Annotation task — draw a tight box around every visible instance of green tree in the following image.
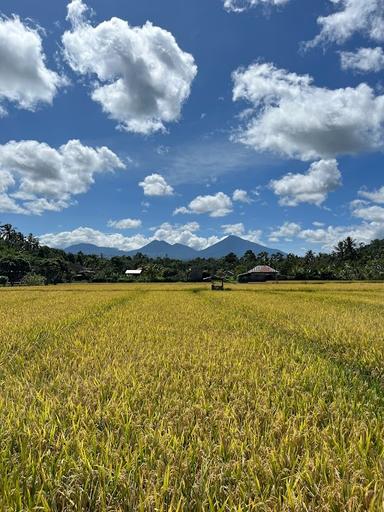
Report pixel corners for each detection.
[0,257,31,285]
[0,224,16,243]
[224,252,238,265]
[36,259,66,284]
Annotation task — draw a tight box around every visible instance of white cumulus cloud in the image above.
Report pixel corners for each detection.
[0,191,26,214]
[152,222,220,250]
[62,0,197,134]
[223,0,290,12]
[269,222,302,242]
[107,218,142,230]
[310,0,384,47]
[40,222,220,252]
[352,204,384,222]
[269,218,384,249]
[40,227,150,252]
[270,159,342,206]
[0,139,125,215]
[359,186,384,203]
[222,222,245,236]
[66,0,89,25]
[0,16,65,114]
[232,188,252,203]
[232,62,384,160]
[340,47,384,72]
[139,174,174,196]
[299,222,384,248]
[174,192,233,217]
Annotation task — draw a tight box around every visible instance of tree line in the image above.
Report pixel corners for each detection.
[0,223,384,285]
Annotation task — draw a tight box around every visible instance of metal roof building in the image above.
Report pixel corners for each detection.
[238,265,279,283]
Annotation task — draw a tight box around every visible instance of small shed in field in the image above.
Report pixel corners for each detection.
[238,265,279,283]
[125,269,143,276]
[204,275,225,291]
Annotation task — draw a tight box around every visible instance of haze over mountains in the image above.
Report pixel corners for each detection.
[65,235,285,260]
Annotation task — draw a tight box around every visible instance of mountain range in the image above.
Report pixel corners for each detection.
[65,235,285,260]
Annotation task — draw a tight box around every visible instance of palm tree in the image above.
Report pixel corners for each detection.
[344,236,358,260]
[334,240,345,260]
[0,224,16,243]
[26,233,39,252]
[334,237,357,261]
[257,251,269,265]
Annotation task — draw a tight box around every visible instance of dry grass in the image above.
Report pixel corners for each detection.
[0,282,384,511]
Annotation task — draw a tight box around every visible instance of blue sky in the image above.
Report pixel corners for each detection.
[0,0,384,254]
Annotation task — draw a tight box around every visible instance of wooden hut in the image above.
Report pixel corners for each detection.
[204,275,225,291]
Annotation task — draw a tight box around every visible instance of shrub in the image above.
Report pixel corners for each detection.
[0,275,8,286]
[20,273,46,286]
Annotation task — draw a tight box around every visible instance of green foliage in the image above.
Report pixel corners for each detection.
[35,258,68,284]
[0,256,31,284]
[20,273,46,286]
[0,223,384,283]
[0,275,8,286]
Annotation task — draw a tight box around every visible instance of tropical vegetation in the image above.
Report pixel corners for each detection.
[1,223,384,284]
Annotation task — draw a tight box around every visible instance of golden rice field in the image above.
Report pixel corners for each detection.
[1,282,384,511]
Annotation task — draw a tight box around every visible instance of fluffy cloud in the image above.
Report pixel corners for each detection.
[62,0,197,134]
[0,170,15,193]
[359,186,384,203]
[40,227,149,252]
[269,219,384,249]
[310,0,384,46]
[222,222,245,236]
[0,192,26,214]
[174,192,233,217]
[269,222,302,242]
[223,0,289,12]
[353,204,384,222]
[241,230,263,243]
[294,197,384,247]
[139,174,174,196]
[300,223,384,247]
[340,47,384,72]
[232,189,252,203]
[40,222,220,252]
[270,181,384,248]
[232,62,384,160]
[270,159,342,206]
[151,222,220,250]
[0,139,125,215]
[0,16,64,114]
[66,0,89,24]
[107,218,142,229]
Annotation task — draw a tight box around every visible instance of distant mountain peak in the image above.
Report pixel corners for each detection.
[65,235,284,260]
[144,240,171,247]
[199,235,285,259]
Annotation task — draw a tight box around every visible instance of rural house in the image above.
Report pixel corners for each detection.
[238,265,279,283]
